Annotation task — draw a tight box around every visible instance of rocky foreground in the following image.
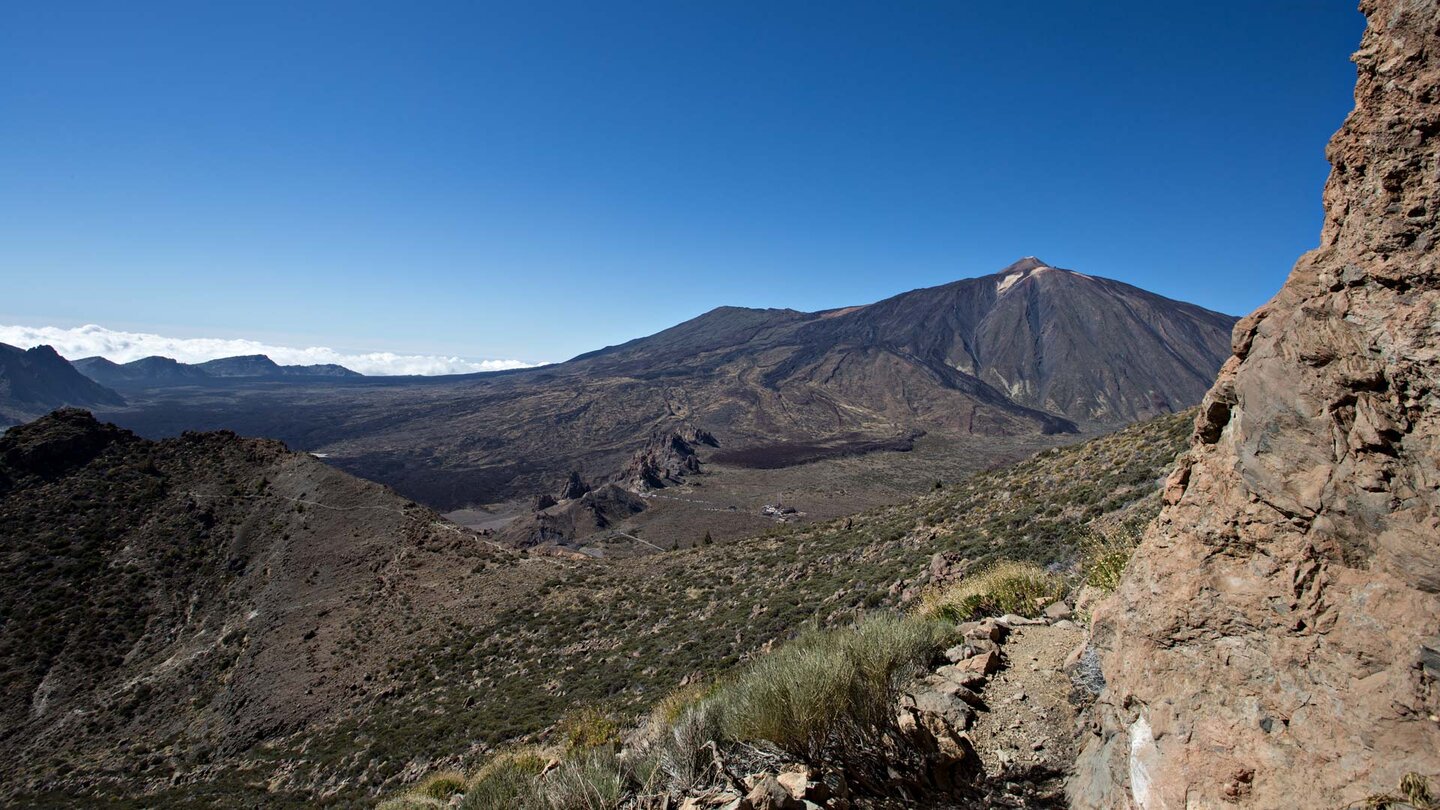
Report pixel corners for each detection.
[387,601,1092,810]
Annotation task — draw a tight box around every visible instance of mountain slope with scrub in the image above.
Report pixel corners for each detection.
[2,408,1190,806]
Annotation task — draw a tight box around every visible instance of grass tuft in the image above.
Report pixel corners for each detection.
[458,750,547,809]
[413,770,468,800]
[1080,524,1142,592]
[917,560,1064,622]
[1355,772,1440,809]
[716,613,944,761]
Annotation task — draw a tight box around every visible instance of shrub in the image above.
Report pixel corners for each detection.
[558,707,621,752]
[917,560,1065,622]
[716,613,944,761]
[459,750,547,810]
[541,748,626,809]
[1081,524,1142,592]
[414,770,468,800]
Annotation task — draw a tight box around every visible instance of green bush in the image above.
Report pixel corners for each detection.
[716,613,944,761]
[558,707,621,752]
[918,560,1065,622]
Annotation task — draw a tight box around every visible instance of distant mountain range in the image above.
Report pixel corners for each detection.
[73,353,362,387]
[79,258,1239,510]
[0,343,125,426]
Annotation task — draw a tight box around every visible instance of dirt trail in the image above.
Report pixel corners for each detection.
[968,623,1084,802]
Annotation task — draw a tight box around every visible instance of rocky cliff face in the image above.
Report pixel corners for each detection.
[1072,1,1440,807]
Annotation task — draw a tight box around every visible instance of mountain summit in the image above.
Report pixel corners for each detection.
[572,257,1235,428]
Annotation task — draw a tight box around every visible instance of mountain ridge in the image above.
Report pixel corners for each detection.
[87,259,1236,513]
[0,343,126,427]
[72,353,362,388]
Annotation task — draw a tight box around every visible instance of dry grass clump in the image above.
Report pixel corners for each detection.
[412,769,467,800]
[542,748,627,809]
[388,744,630,810]
[917,560,1065,622]
[559,706,622,752]
[1081,524,1142,592]
[715,613,945,761]
[1355,772,1439,809]
[377,796,447,810]
[629,684,723,792]
[458,749,549,809]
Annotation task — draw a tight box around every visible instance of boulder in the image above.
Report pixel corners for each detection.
[959,619,1007,643]
[775,769,809,802]
[1041,601,1072,621]
[954,650,1000,677]
[744,774,802,810]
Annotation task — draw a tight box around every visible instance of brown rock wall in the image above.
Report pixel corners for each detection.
[1072,1,1440,806]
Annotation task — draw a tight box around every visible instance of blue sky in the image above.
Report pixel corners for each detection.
[0,2,1364,366]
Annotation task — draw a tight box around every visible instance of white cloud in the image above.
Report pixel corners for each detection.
[0,323,542,376]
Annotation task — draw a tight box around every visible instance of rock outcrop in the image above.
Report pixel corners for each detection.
[1072,2,1440,807]
[620,427,716,490]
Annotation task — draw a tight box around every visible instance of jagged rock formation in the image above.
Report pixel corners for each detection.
[1073,2,1440,806]
[559,470,592,500]
[499,482,648,549]
[0,343,125,426]
[620,427,716,490]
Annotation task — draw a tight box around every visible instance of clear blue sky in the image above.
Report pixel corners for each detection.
[0,1,1365,364]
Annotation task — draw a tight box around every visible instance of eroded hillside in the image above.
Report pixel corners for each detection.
[0,411,509,806]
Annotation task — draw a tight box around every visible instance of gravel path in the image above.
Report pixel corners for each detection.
[967,623,1084,802]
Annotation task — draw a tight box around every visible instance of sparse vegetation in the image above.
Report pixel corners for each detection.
[715,612,946,761]
[1354,773,1439,809]
[5,409,1193,806]
[1081,523,1144,592]
[917,560,1066,623]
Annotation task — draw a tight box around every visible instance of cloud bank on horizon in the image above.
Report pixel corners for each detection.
[0,324,542,376]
